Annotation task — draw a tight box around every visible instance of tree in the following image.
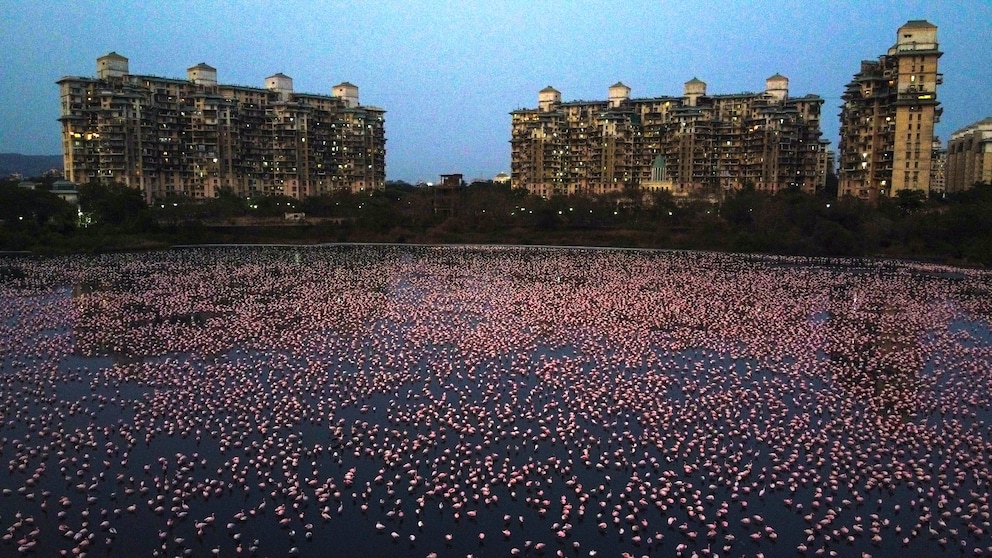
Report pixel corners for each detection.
[78,182,148,228]
[721,187,762,229]
[203,187,248,218]
[0,182,77,250]
[249,194,299,217]
[894,189,927,215]
[821,172,839,199]
[0,183,74,229]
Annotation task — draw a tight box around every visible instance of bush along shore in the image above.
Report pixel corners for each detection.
[2,178,991,267]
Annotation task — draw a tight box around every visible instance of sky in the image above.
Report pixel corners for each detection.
[1,1,991,184]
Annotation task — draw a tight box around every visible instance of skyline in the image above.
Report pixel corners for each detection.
[2,1,991,184]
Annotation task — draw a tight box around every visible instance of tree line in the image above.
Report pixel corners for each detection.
[2,176,990,266]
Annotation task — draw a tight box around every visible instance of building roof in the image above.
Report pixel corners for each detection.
[767,73,787,81]
[685,77,706,85]
[611,81,629,89]
[56,76,98,84]
[52,180,77,192]
[950,117,992,136]
[629,96,682,103]
[540,86,560,93]
[189,62,216,71]
[901,19,936,29]
[267,72,292,79]
[708,93,759,99]
[100,51,128,60]
[559,100,608,107]
[334,81,357,88]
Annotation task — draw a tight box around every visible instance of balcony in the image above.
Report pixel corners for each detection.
[894,92,938,106]
[895,42,939,53]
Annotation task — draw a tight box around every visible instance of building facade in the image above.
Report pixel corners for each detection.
[510,76,828,198]
[838,20,942,201]
[930,137,947,195]
[58,53,386,201]
[945,118,992,193]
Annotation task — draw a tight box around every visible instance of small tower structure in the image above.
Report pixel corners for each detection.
[97,52,129,79]
[538,86,561,112]
[608,82,631,108]
[332,82,359,107]
[187,63,218,86]
[765,73,789,101]
[684,77,706,106]
[265,73,294,101]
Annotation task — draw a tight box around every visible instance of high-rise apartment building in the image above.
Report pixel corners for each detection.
[945,118,992,193]
[510,76,827,198]
[58,53,385,201]
[838,20,942,201]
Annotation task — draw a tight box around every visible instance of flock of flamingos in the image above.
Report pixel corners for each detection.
[1,245,990,557]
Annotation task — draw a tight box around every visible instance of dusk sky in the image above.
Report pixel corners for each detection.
[2,1,990,183]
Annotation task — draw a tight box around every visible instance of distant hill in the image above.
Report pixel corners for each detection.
[0,153,63,179]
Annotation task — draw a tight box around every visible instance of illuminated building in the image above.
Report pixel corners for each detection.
[58,53,385,201]
[838,20,942,200]
[510,76,827,198]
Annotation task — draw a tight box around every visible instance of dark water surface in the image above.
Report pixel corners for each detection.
[1,246,990,557]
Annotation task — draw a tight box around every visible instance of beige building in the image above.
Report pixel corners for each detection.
[838,20,942,201]
[511,76,827,199]
[945,118,992,193]
[58,53,386,201]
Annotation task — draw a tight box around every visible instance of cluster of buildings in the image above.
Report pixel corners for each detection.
[510,20,990,201]
[58,53,385,202]
[56,20,990,204]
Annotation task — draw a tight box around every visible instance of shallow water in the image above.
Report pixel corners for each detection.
[1,246,990,557]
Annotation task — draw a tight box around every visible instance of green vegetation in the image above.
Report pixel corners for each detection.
[2,176,991,267]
